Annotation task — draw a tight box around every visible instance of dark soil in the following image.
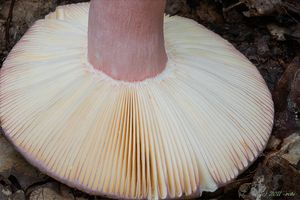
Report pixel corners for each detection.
[0,0,299,199]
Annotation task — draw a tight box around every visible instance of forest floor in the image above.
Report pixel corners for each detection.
[0,0,299,199]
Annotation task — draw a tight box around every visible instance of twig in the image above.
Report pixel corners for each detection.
[223,1,243,13]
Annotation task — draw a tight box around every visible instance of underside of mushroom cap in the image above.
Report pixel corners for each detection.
[0,3,274,200]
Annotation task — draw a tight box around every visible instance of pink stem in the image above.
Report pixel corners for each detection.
[88,0,167,82]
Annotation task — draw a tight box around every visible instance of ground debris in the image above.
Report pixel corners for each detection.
[0,0,299,200]
[267,24,290,41]
[238,133,300,200]
[29,182,73,200]
[266,136,282,151]
[241,0,283,17]
[288,68,300,127]
[272,57,300,137]
[0,133,48,191]
[273,57,300,112]
[240,156,300,200]
[268,23,300,44]
[165,0,193,18]
[279,133,300,166]
[12,190,25,200]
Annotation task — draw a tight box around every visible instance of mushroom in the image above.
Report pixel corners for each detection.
[0,1,274,199]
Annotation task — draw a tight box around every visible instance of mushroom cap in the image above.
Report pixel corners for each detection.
[0,3,274,200]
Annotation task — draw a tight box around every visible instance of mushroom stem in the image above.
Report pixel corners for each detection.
[88,0,167,82]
